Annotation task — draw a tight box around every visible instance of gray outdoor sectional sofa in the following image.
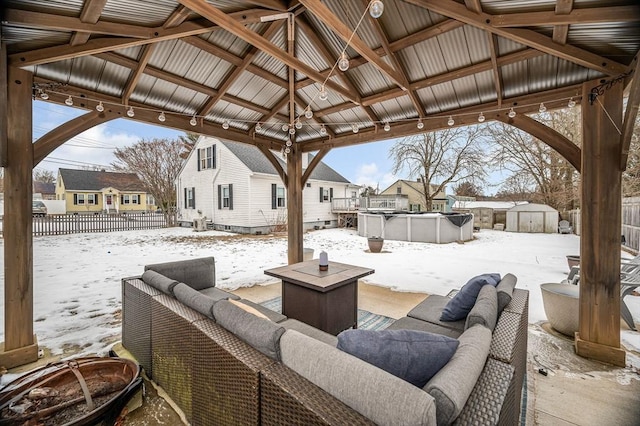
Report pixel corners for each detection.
[121,257,528,426]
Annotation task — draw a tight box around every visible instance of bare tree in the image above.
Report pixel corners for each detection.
[112,138,183,224]
[33,169,56,183]
[453,181,482,197]
[485,108,581,211]
[179,132,200,159]
[389,127,487,211]
[622,113,640,197]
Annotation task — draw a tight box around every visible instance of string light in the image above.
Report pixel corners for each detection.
[40,91,49,100]
[447,116,455,126]
[190,115,197,126]
[338,52,350,72]
[282,123,289,132]
[158,111,166,122]
[352,124,359,133]
[95,101,104,112]
[318,85,328,101]
[538,103,547,113]
[304,107,313,119]
[417,119,424,129]
[384,122,390,131]
[568,98,576,108]
[286,140,293,147]
[127,106,135,117]
[285,147,291,154]
[478,112,485,123]
[320,125,327,135]
[295,119,302,129]
[222,120,229,129]
[289,127,296,135]
[255,122,262,131]
[369,0,384,19]
[508,108,516,118]
[65,95,74,106]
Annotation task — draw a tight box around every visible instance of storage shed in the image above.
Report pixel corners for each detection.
[506,203,559,233]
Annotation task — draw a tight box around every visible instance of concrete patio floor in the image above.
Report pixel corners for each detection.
[6,281,640,425]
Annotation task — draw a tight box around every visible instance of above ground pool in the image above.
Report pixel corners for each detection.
[357,212,474,243]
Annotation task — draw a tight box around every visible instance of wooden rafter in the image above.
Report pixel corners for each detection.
[404,0,629,76]
[553,0,574,45]
[6,10,277,67]
[246,0,287,11]
[492,5,640,27]
[198,20,283,117]
[299,0,406,90]
[250,95,289,135]
[487,33,503,107]
[177,0,360,104]
[70,0,108,46]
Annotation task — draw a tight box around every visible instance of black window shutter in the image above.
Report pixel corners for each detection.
[197,149,201,171]
[120,195,124,204]
[73,194,78,205]
[192,187,196,208]
[217,185,221,210]
[228,184,233,210]
[96,193,99,205]
[272,184,277,209]
[184,187,187,208]
[212,145,216,169]
[319,187,323,203]
[330,188,333,201]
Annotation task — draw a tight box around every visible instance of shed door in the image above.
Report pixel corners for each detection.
[518,212,544,233]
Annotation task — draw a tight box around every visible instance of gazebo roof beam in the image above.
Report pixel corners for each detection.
[70,0,109,46]
[492,5,640,27]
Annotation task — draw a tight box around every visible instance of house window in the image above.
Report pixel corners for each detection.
[87,194,96,205]
[75,194,85,205]
[122,195,130,204]
[222,185,230,208]
[198,145,215,170]
[351,191,357,199]
[397,187,402,194]
[186,187,195,209]
[410,204,421,212]
[147,195,155,205]
[132,194,139,204]
[277,187,285,207]
[323,189,329,201]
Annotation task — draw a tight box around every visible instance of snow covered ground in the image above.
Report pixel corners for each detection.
[0,227,638,367]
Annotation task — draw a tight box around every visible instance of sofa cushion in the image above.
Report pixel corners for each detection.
[386,316,463,338]
[212,299,285,360]
[496,273,517,313]
[228,299,270,320]
[141,270,179,295]
[280,319,339,346]
[440,273,501,322]
[464,284,498,331]
[199,286,241,301]
[424,324,492,425]
[280,330,437,425]
[407,295,466,332]
[336,329,459,388]
[231,299,287,323]
[173,283,216,319]
[145,257,215,291]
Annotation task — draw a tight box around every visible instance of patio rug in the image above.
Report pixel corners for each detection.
[259,297,396,331]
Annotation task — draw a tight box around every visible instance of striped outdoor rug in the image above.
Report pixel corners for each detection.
[259,297,395,331]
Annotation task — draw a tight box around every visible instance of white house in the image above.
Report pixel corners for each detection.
[176,137,358,234]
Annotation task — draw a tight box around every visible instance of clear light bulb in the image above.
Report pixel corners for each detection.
[508,108,516,118]
[286,140,293,147]
[320,125,327,135]
[190,115,197,126]
[568,98,576,108]
[295,119,302,129]
[40,91,49,100]
[319,86,328,101]
[285,147,291,154]
[222,120,229,129]
[289,127,296,135]
[255,122,262,131]
[417,119,424,129]
[338,52,350,72]
[158,112,166,122]
[96,102,104,112]
[282,123,289,132]
[447,116,455,126]
[352,124,359,133]
[384,122,390,131]
[478,112,485,123]
[127,106,135,117]
[65,95,73,106]
[539,103,547,113]
[369,0,384,19]
[305,108,313,119]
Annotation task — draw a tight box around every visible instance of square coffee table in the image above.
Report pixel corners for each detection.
[264,260,374,335]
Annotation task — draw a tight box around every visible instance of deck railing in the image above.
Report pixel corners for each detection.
[0,212,170,237]
[331,195,409,212]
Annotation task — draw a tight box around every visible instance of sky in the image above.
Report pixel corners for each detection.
[0,226,638,372]
[33,101,402,191]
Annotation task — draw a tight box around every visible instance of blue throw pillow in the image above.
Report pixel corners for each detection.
[336,329,459,388]
[440,273,501,322]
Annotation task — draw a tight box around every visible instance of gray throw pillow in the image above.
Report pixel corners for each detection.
[173,283,217,319]
[336,329,459,388]
[141,270,179,295]
[464,284,498,331]
[440,273,501,321]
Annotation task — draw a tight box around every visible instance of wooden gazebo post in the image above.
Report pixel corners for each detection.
[575,79,626,367]
[0,65,39,369]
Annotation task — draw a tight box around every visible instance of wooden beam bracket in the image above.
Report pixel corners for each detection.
[587,70,633,105]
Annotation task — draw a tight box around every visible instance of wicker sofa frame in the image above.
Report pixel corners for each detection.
[122,274,528,426]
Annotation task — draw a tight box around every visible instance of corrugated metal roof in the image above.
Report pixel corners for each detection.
[4,0,638,148]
